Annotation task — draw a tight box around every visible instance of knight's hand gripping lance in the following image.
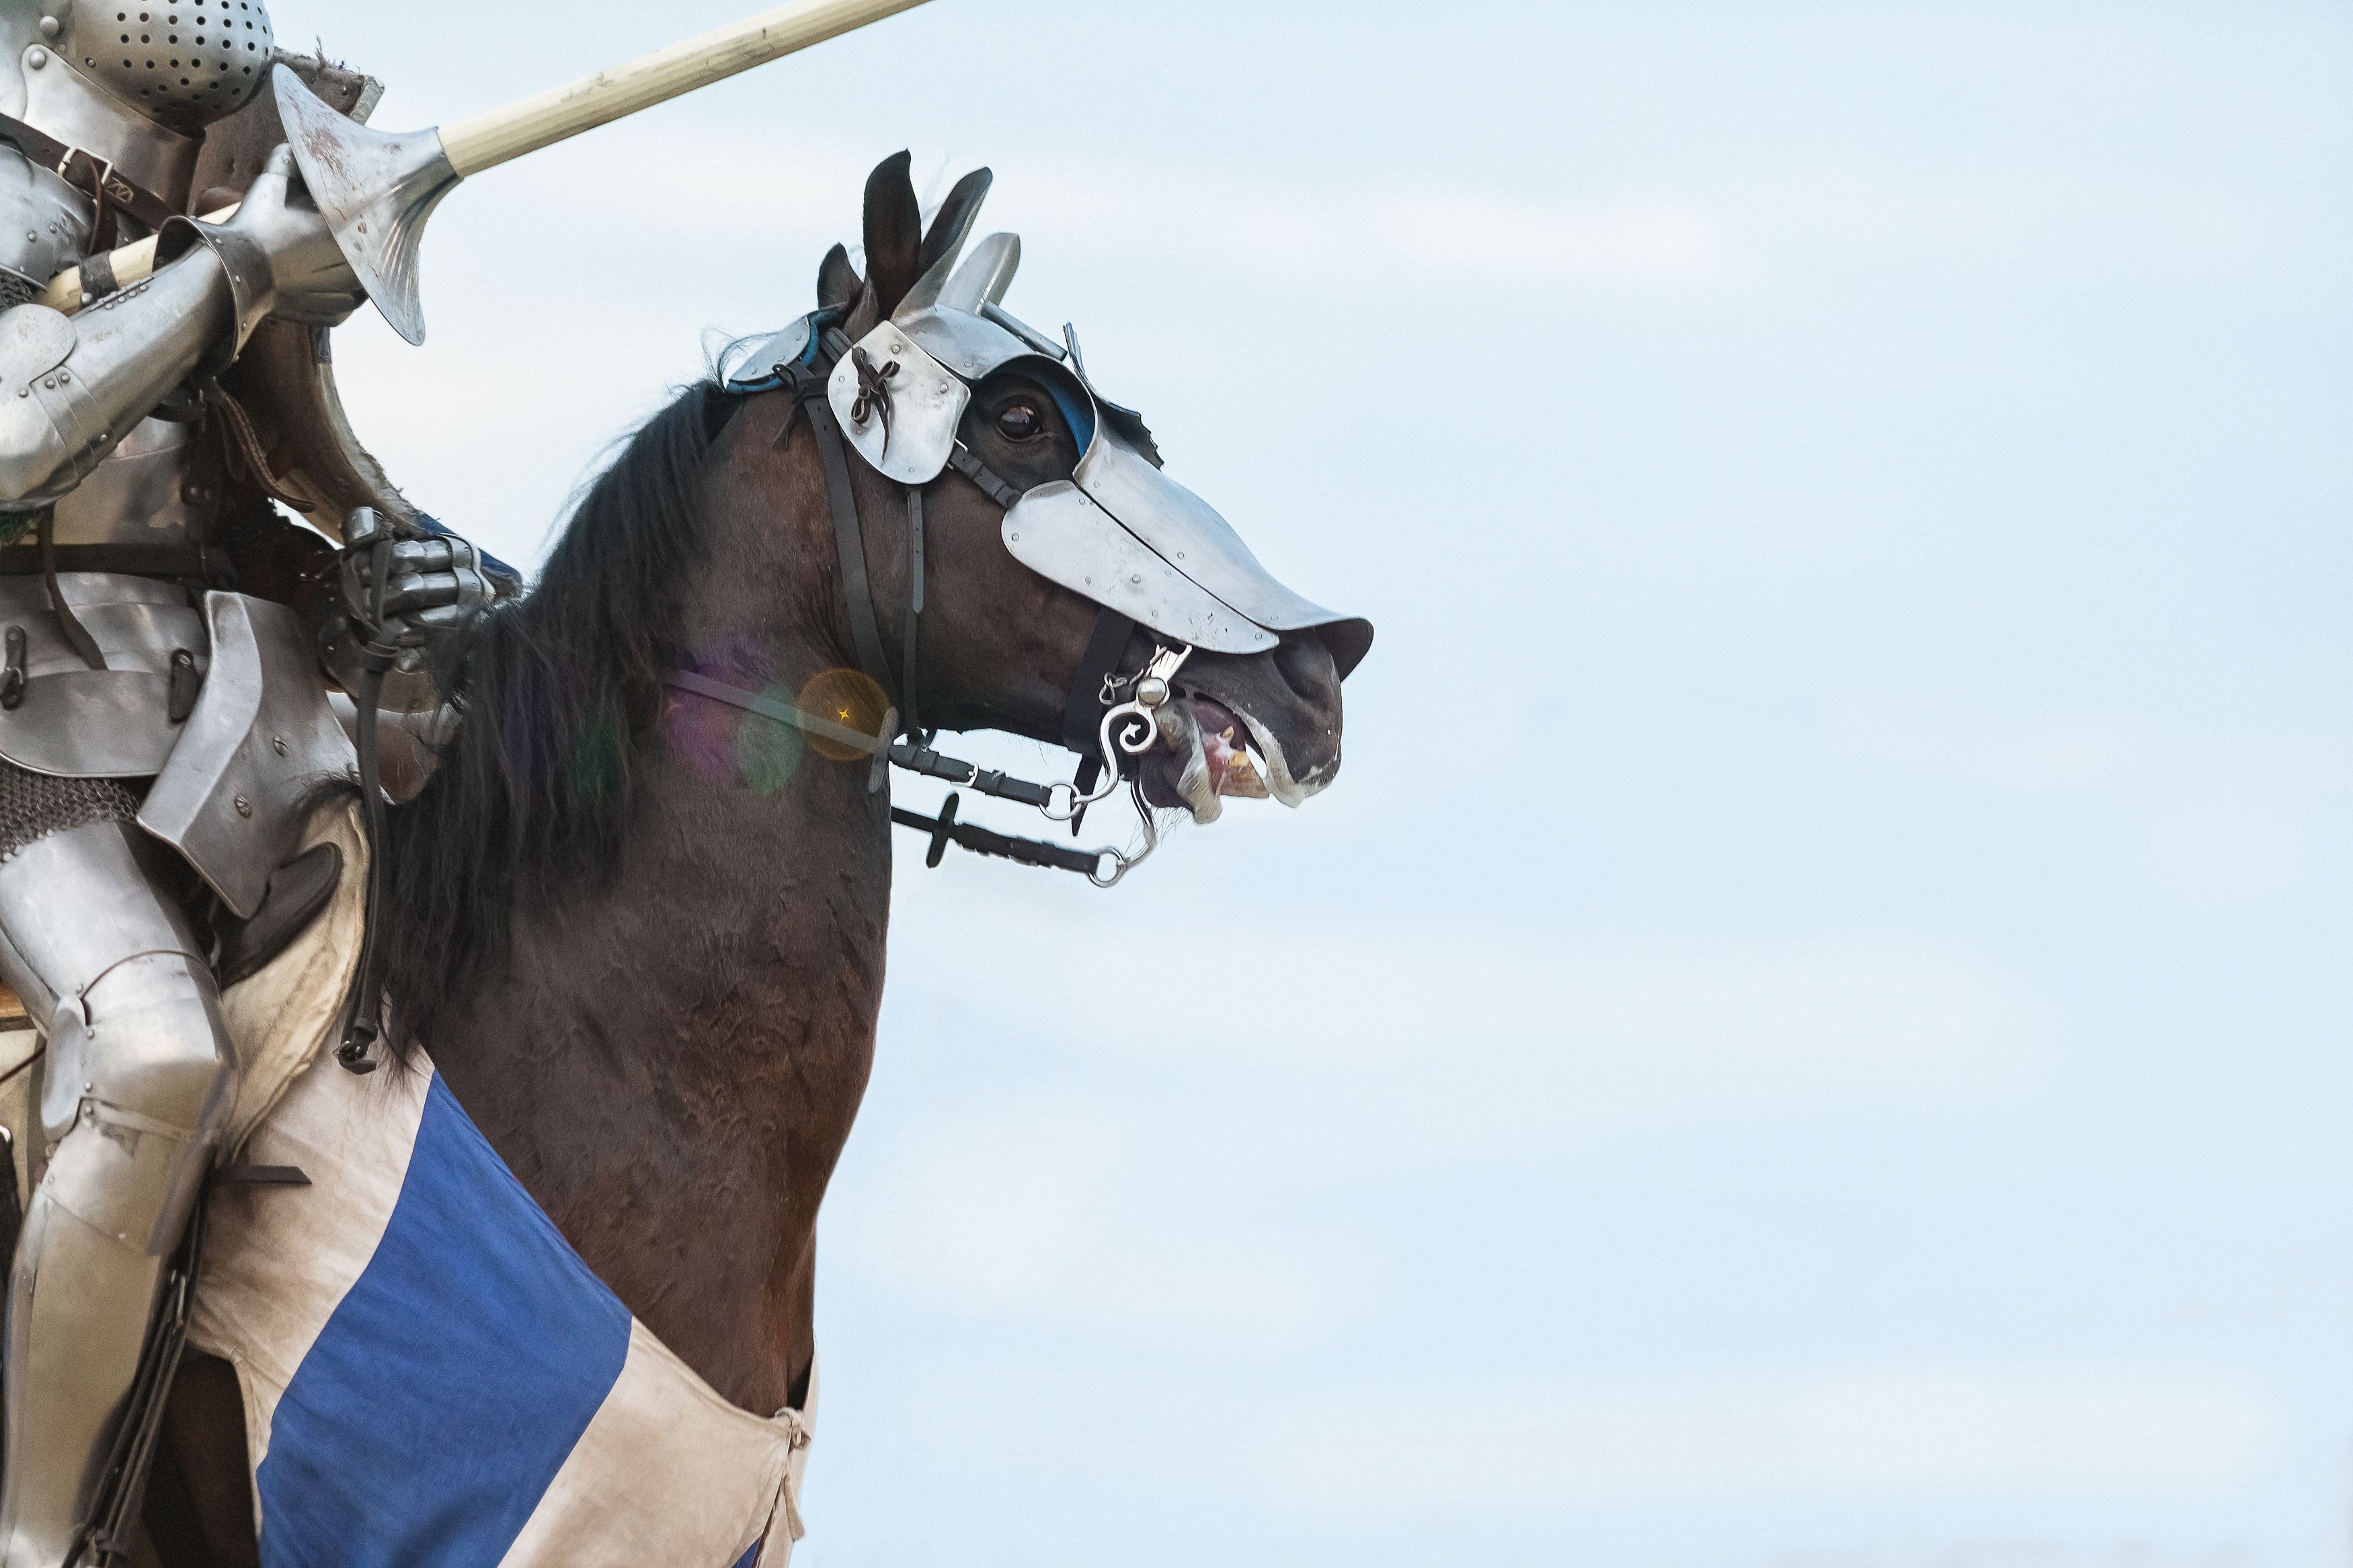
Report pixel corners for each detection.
[40,0,936,341]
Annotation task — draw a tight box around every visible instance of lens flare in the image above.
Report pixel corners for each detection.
[737,699,804,794]
[797,668,891,763]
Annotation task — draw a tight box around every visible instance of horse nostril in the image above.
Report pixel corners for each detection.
[1273,638,1336,704]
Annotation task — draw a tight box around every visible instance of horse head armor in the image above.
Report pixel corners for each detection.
[724,179,1373,682]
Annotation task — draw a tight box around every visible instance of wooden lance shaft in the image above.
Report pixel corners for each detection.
[39,0,933,315]
[440,0,932,175]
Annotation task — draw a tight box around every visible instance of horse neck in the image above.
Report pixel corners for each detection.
[471,400,894,1058]
[426,402,891,1413]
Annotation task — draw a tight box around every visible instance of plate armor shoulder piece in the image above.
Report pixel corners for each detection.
[0,154,93,311]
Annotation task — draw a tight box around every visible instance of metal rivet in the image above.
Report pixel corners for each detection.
[54,371,65,383]
[41,378,53,389]
[26,47,46,68]
[1129,573,1143,585]
[233,795,251,817]
[38,17,58,39]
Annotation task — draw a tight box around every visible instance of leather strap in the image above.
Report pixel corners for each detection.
[0,542,231,579]
[804,395,895,721]
[948,443,1023,510]
[37,511,105,671]
[335,666,387,1075]
[664,670,891,756]
[201,378,317,513]
[1062,607,1137,755]
[0,111,180,239]
[903,487,924,738]
[787,345,910,740]
[891,799,1108,879]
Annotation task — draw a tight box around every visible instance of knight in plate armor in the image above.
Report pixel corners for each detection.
[0,7,483,1561]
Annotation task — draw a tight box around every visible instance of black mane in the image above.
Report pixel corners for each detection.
[381,382,740,1034]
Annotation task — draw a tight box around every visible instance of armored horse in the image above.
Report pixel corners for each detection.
[0,26,1369,1566]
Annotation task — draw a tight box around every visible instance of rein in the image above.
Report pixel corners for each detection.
[665,327,1176,885]
[659,667,1158,888]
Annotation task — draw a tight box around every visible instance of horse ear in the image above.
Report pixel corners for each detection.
[817,243,862,313]
[916,167,993,281]
[862,151,924,317]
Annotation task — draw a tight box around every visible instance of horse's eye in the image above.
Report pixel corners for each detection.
[996,401,1045,442]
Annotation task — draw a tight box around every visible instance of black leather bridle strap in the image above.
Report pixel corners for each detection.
[803,394,898,720]
[948,443,1023,510]
[39,511,106,671]
[1062,608,1136,757]
[666,670,895,755]
[903,488,924,739]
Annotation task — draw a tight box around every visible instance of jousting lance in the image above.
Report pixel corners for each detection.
[40,0,936,341]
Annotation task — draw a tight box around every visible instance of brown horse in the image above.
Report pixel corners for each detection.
[140,154,1357,1564]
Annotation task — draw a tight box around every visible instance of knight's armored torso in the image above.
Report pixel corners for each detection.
[0,8,377,1563]
[0,0,364,899]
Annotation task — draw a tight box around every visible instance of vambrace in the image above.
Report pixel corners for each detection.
[0,247,233,508]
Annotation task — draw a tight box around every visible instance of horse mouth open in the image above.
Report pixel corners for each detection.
[1134,641,1346,825]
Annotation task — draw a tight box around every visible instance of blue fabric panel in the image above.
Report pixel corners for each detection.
[255,1074,634,1568]
[732,1543,763,1568]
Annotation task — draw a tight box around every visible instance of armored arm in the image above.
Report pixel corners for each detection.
[0,147,359,507]
[0,258,218,505]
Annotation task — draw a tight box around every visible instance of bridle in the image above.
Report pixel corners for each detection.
[662,318,1189,888]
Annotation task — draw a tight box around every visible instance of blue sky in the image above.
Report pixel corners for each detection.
[315,2,2352,1563]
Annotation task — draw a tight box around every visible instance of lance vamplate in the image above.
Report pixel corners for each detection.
[38,0,936,339]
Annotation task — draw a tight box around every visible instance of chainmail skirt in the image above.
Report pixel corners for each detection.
[0,759,143,864]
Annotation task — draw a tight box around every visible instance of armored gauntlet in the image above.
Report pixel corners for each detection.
[159,145,366,359]
[322,507,500,713]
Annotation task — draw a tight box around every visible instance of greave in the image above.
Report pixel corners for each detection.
[1,1190,177,1568]
[0,822,235,1568]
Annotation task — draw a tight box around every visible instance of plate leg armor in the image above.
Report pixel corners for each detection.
[0,819,236,1568]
